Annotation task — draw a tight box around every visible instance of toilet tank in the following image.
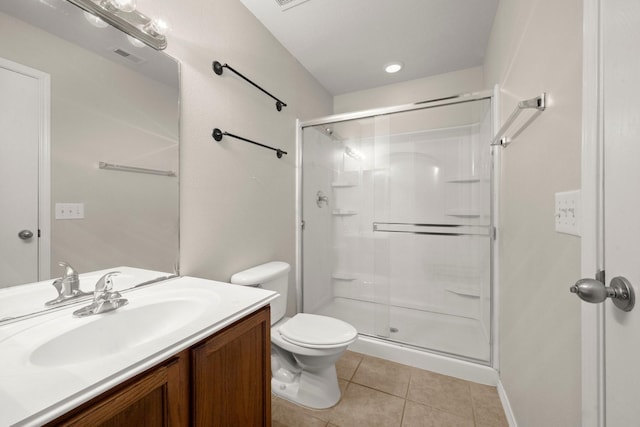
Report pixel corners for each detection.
[230,261,290,325]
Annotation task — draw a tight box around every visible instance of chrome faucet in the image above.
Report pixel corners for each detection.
[73,271,128,317]
[45,262,90,306]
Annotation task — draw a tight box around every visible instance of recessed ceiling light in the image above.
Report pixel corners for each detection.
[384,62,403,73]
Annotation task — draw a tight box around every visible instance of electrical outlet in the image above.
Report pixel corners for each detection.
[555,190,580,236]
[55,203,85,220]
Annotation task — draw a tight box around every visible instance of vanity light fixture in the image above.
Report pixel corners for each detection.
[384,62,404,74]
[68,0,168,50]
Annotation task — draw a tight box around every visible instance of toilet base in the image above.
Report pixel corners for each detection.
[271,365,341,409]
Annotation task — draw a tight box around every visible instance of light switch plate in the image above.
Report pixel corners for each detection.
[555,190,581,236]
[55,203,85,220]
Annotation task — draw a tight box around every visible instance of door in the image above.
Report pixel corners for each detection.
[580,0,640,425]
[602,0,640,424]
[0,58,49,287]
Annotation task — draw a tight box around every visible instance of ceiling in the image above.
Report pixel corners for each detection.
[240,0,499,95]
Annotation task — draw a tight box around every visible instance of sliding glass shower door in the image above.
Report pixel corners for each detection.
[301,96,493,363]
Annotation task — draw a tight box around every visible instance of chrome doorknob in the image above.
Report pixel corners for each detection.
[17,229,34,240]
[570,276,635,312]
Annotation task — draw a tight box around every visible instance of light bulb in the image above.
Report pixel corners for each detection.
[384,62,403,74]
[144,18,170,36]
[110,0,136,13]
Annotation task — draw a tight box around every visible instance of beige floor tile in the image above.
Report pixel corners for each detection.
[270,379,349,423]
[469,383,508,426]
[407,369,474,420]
[272,396,328,427]
[336,350,363,381]
[352,354,412,398]
[329,382,405,427]
[402,401,474,427]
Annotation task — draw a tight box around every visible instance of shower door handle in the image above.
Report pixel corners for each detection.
[570,276,635,312]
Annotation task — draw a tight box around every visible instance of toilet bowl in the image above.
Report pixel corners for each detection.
[230,262,357,409]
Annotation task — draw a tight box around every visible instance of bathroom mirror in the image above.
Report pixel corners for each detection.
[0,0,179,314]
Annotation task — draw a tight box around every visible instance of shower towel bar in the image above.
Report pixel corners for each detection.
[98,162,176,177]
[373,222,490,237]
[212,61,287,112]
[212,128,288,159]
[491,93,546,146]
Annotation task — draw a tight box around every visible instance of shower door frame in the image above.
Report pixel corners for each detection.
[295,89,500,369]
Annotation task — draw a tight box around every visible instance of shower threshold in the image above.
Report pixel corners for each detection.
[314,297,490,362]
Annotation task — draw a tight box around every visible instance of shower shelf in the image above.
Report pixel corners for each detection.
[445,209,481,218]
[332,209,358,216]
[445,176,481,183]
[445,285,481,297]
[331,182,357,188]
[332,273,357,281]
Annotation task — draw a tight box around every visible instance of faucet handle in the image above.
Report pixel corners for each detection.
[95,271,121,293]
[58,261,76,276]
[58,261,78,279]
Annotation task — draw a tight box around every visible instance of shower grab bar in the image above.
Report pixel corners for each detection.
[212,128,288,159]
[373,222,490,237]
[491,93,546,147]
[212,61,287,112]
[98,162,176,177]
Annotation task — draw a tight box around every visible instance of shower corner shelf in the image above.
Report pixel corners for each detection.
[444,209,481,218]
[332,273,357,281]
[331,181,357,188]
[445,176,481,183]
[332,209,358,216]
[445,285,481,298]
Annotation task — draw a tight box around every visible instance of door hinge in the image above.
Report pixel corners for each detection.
[596,269,605,284]
[492,226,497,240]
[301,220,305,230]
[37,229,41,238]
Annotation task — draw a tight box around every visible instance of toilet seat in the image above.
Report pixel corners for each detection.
[279,313,357,349]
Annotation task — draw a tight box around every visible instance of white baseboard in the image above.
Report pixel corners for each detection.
[497,379,518,427]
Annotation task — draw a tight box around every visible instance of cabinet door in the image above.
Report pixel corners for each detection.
[49,353,189,427]
[192,306,271,427]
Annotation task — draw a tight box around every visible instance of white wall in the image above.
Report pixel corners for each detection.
[135,0,333,315]
[483,0,583,426]
[333,66,484,114]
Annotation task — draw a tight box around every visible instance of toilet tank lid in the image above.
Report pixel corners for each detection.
[230,261,290,286]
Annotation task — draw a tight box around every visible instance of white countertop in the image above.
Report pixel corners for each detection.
[0,276,277,426]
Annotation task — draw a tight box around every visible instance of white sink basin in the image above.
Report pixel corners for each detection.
[29,298,212,367]
[0,276,278,427]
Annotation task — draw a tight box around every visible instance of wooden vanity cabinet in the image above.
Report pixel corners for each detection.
[47,306,271,427]
[47,353,189,427]
[191,305,271,426]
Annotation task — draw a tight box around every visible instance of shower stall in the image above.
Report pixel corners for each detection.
[299,92,495,366]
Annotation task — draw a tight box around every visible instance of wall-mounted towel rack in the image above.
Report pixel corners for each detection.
[99,162,176,177]
[212,128,288,159]
[212,61,287,112]
[491,93,546,146]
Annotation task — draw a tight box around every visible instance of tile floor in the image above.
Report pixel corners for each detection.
[272,351,508,427]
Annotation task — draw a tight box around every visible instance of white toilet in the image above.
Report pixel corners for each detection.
[230,261,357,409]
